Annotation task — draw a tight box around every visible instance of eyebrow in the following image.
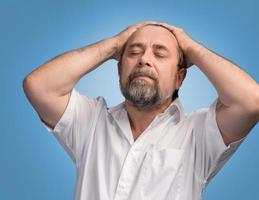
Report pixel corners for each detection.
[127,42,145,50]
[152,44,170,53]
[127,42,170,53]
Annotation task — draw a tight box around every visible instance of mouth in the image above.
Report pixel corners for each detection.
[134,75,152,80]
[132,73,154,81]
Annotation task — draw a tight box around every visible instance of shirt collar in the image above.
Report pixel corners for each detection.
[108,97,185,124]
[107,97,185,145]
[160,97,185,121]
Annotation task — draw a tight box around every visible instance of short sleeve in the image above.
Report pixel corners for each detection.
[39,88,106,165]
[191,97,246,185]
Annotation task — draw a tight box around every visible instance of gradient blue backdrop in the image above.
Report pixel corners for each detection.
[1,0,258,199]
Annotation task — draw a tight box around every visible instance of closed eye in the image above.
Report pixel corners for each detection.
[153,44,170,58]
[154,52,167,58]
[128,51,142,56]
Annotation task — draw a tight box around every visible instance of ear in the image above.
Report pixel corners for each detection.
[176,68,187,89]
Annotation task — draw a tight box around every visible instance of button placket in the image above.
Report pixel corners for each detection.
[114,114,168,200]
[114,147,141,200]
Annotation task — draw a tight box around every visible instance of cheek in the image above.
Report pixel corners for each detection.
[122,56,138,68]
[120,57,138,78]
[119,62,132,85]
[158,66,177,90]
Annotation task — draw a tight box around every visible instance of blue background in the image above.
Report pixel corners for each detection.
[1,0,258,199]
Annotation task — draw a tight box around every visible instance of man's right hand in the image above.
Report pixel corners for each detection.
[111,21,159,61]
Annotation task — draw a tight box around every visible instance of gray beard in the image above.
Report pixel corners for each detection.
[120,77,161,109]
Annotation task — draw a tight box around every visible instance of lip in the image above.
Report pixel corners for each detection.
[134,75,152,80]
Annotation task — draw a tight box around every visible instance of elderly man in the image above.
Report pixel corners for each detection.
[23,21,259,200]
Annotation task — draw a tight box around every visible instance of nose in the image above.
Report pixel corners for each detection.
[138,49,152,67]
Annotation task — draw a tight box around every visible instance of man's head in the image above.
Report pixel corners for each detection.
[118,24,187,109]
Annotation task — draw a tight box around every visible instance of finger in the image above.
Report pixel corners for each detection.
[135,21,159,28]
[158,22,180,31]
[142,21,159,25]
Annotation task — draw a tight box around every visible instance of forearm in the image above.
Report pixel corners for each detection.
[189,42,259,109]
[24,37,117,97]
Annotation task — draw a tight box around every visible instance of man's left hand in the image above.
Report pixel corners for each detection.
[158,22,201,68]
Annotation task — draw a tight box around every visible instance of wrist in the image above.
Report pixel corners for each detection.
[186,41,204,65]
[97,37,118,61]
[109,36,124,61]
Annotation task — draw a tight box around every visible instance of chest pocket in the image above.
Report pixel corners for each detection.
[140,148,183,200]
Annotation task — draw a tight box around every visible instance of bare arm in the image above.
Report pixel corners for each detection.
[189,43,259,145]
[23,38,117,129]
[23,21,158,129]
[160,23,259,145]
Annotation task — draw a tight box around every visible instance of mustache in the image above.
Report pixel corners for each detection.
[128,68,157,82]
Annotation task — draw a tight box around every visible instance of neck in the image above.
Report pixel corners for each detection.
[125,98,173,140]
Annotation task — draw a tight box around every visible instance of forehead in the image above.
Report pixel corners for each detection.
[126,25,178,49]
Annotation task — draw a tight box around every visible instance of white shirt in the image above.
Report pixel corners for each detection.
[41,88,245,200]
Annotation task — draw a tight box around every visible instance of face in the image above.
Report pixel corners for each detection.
[118,25,186,109]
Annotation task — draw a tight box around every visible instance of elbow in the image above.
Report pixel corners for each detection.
[22,75,33,94]
[22,74,39,98]
[23,76,28,90]
[22,75,33,101]
[23,76,29,93]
